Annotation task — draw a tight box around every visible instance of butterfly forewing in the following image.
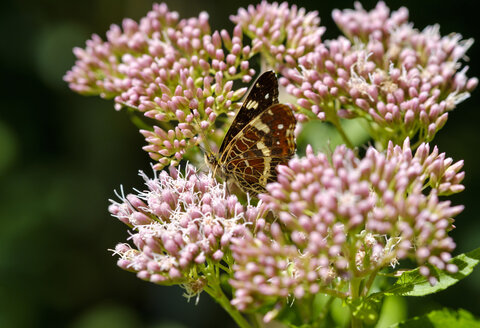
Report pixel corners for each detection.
[218,71,279,155]
[211,71,297,196]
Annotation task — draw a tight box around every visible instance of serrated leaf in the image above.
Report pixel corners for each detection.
[391,308,480,328]
[384,247,480,297]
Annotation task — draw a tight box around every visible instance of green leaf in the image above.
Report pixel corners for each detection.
[340,118,371,146]
[296,120,340,155]
[383,247,480,297]
[391,308,480,328]
[347,295,381,325]
[331,297,350,327]
[296,118,370,156]
[375,296,407,328]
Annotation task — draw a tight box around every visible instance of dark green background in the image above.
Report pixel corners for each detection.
[1,0,479,327]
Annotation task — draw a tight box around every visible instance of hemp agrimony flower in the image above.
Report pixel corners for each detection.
[109,165,262,289]
[65,3,257,169]
[281,1,477,148]
[230,1,325,71]
[230,139,464,321]
[65,1,479,328]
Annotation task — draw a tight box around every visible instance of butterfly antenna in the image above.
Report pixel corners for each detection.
[186,108,224,183]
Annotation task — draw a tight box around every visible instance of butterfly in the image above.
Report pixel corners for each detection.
[205,71,297,196]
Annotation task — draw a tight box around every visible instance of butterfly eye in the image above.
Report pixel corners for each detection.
[205,153,215,164]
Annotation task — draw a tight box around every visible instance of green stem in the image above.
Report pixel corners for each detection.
[362,270,379,296]
[205,284,252,328]
[350,278,363,328]
[351,314,362,328]
[249,314,263,328]
[216,262,232,274]
[296,295,313,324]
[331,116,354,148]
[320,287,348,299]
[314,296,334,328]
[324,101,354,148]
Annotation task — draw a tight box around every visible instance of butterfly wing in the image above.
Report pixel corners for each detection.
[220,103,296,194]
[218,71,279,155]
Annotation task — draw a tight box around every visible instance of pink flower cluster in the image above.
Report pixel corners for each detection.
[230,1,324,70]
[332,1,408,41]
[64,3,257,168]
[64,3,474,321]
[231,139,464,313]
[109,165,262,286]
[281,1,477,147]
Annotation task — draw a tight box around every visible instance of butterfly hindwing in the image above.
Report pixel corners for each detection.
[221,103,296,195]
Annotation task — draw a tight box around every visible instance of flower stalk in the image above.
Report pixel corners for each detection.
[205,285,252,328]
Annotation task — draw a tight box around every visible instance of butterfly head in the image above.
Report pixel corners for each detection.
[204,152,220,177]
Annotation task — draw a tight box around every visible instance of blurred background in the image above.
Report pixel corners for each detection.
[1,0,479,327]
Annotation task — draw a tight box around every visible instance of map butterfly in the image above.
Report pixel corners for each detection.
[206,71,297,195]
